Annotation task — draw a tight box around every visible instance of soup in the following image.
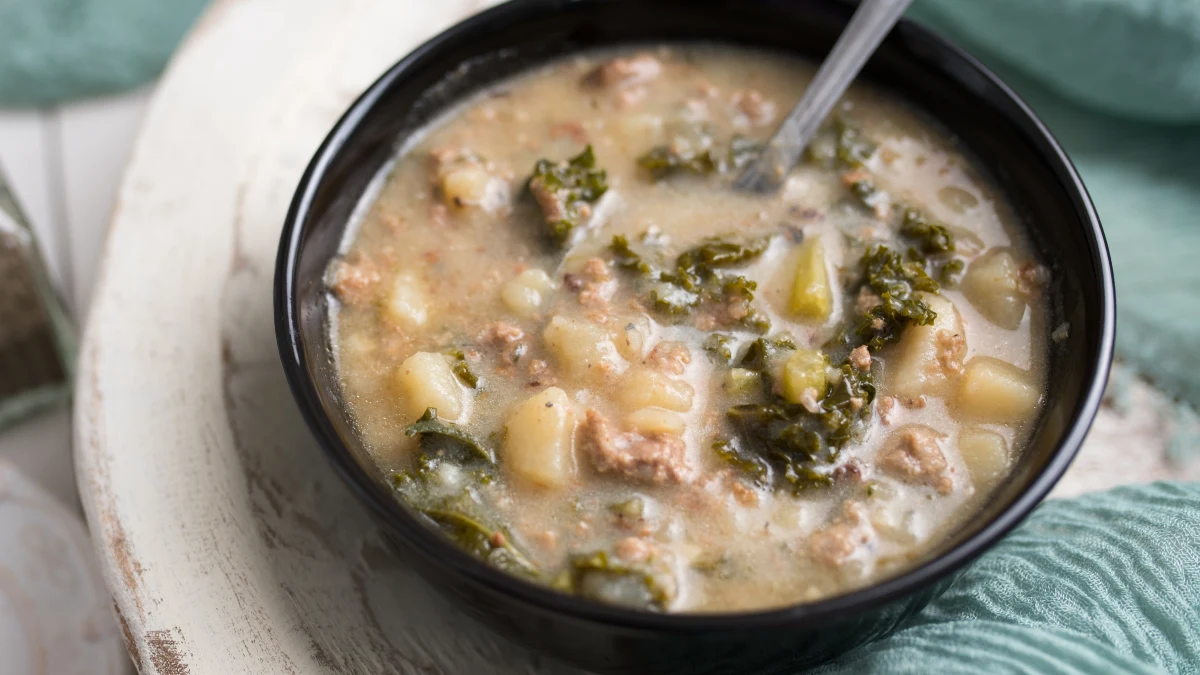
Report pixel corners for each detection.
[327,47,1051,613]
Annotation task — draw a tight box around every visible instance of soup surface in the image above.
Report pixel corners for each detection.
[328,47,1051,613]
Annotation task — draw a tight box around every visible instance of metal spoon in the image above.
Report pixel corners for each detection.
[736,0,914,193]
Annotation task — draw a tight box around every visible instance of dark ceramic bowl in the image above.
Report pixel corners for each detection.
[275,0,1115,672]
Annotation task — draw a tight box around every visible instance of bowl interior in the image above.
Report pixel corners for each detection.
[278,0,1113,624]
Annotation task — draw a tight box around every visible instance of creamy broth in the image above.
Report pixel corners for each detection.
[329,47,1050,613]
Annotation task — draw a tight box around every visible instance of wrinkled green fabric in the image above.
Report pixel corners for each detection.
[816,482,1200,674]
[0,0,208,105]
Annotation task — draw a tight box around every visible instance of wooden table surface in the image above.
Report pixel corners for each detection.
[43,0,1199,673]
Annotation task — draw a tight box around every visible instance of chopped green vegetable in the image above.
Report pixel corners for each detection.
[713,438,771,484]
[608,233,772,330]
[421,508,539,578]
[848,177,886,213]
[834,115,877,168]
[552,550,669,611]
[856,246,939,350]
[447,349,479,388]
[899,207,955,255]
[608,497,646,520]
[737,335,796,373]
[939,257,966,285]
[637,134,762,180]
[723,353,874,494]
[703,333,736,364]
[405,408,496,464]
[527,145,608,247]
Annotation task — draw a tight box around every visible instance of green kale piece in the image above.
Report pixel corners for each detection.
[856,246,939,350]
[722,354,875,494]
[939,258,966,285]
[447,349,479,388]
[834,115,877,167]
[703,333,736,364]
[609,234,771,330]
[405,408,495,464]
[421,508,539,578]
[528,145,609,247]
[737,335,796,373]
[712,438,771,484]
[552,550,669,611]
[637,134,762,180]
[899,207,955,256]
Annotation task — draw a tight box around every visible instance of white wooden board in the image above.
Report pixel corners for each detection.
[73,1,1197,672]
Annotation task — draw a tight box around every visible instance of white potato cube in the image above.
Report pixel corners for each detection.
[504,387,576,489]
[958,427,1010,489]
[886,293,966,400]
[542,316,624,381]
[956,356,1041,423]
[381,273,429,330]
[626,407,686,435]
[962,248,1025,330]
[618,368,694,412]
[614,316,653,361]
[441,166,509,214]
[501,269,555,318]
[394,352,466,422]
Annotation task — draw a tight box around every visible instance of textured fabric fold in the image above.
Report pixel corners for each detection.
[814,482,1200,673]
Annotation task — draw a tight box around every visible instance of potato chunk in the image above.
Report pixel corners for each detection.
[958,427,1009,489]
[956,356,1041,423]
[395,352,465,422]
[504,387,576,489]
[543,316,624,381]
[381,273,429,330]
[789,236,833,320]
[962,248,1025,329]
[501,269,555,318]
[886,293,965,400]
[626,407,686,435]
[781,348,829,404]
[618,368,694,412]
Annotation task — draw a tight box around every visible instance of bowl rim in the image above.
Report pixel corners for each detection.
[275,0,1115,631]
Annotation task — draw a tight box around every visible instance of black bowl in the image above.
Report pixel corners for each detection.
[275,0,1115,672]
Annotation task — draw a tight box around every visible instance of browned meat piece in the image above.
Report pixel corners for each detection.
[808,502,876,568]
[849,345,872,372]
[614,536,653,563]
[528,176,566,223]
[646,341,692,375]
[877,396,898,425]
[841,168,871,188]
[549,121,588,144]
[479,321,527,364]
[730,89,776,127]
[481,321,524,344]
[935,330,965,375]
[584,54,662,89]
[878,426,953,495]
[856,286,882,315]
[727,478,760,507]
[580,410,691,484]
[329,255,380,305]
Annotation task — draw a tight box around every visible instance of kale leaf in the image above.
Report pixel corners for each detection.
[528,145,608,247]
[405,407,495,464]
[637,134,762,180]
[856,246,939,350]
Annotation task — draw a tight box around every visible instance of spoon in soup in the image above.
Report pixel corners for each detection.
[735,0,913,193]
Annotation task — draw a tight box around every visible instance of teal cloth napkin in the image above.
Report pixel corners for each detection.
[0,0,208,105]
[2,0,1199,672]
[818,482,1200,674]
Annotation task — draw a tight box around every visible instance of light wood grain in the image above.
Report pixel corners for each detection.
[73,1,1192,673]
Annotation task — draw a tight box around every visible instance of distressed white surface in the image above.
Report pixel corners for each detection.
[71,0,1192,673]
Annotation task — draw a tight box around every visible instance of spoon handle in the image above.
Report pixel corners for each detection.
[736,0,913,192]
